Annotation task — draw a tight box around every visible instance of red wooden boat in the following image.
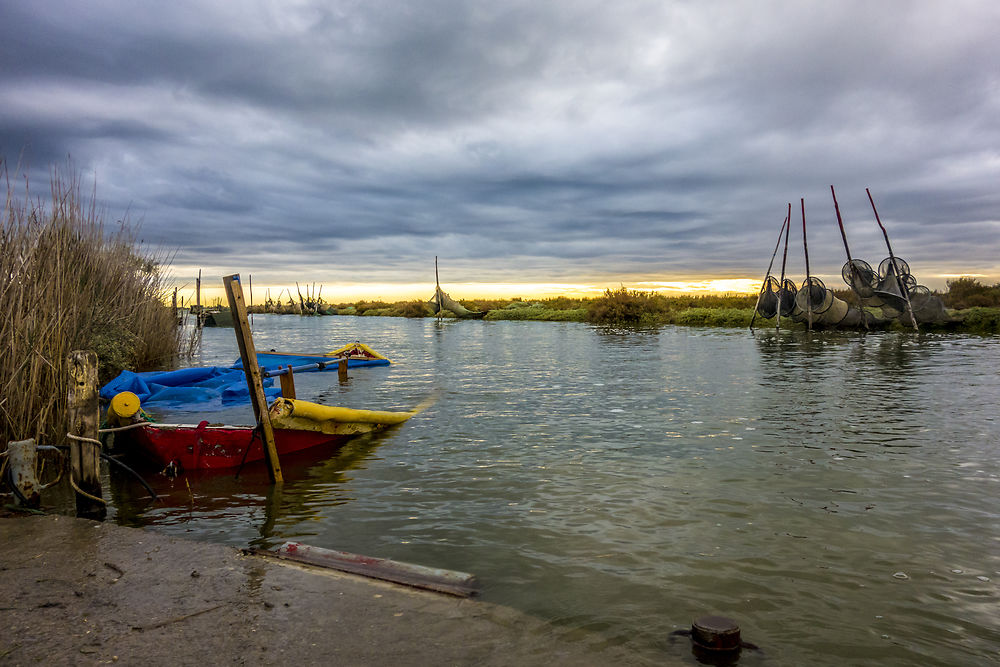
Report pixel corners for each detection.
[110,394,419,472]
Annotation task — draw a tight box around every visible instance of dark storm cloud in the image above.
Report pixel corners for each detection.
[1,0,998,290]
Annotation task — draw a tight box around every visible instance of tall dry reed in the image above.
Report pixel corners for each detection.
[1,161,180,448]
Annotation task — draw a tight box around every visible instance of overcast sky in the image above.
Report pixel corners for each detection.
[2,0,998,298]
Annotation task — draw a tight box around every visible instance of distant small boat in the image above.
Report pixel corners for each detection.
[203,308,234,327]
[111,394,419,472]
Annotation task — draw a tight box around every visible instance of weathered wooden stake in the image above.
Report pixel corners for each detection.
[67,350,106,519]
[224,274,283,484]
[279,364,296,400]
[338,357,349,383]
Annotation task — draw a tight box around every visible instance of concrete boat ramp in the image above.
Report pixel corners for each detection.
[0,516,665,665]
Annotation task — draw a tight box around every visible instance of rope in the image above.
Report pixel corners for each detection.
[69,475,106,505]
[66,433,102,447]
[65,432,108,505]
[97,420,150,434]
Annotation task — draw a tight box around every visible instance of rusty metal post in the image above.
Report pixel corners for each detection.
[67,350,106,519]
[6,439,41,508]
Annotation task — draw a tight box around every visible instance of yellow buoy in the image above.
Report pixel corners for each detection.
[109,391,141,420]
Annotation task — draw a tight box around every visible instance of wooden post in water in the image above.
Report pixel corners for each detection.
[67,350,106,519]
[223,274,283,484]
[196,269,203,328]
[279,365,296,400]
[338,357,349,383]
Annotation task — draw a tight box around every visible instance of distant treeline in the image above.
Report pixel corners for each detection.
[251,281,1000,333]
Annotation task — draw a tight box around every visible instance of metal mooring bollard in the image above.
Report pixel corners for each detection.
[7,438,42,508]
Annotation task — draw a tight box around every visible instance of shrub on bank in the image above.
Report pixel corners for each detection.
[586,287,669,325]
[485,306,587,321]
[1,162,180,447]
[671,307,755,328]
[397,300,432,318]
[942,277,1000,309]
[955,307,1000,334]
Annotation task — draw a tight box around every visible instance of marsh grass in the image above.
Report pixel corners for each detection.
[1,162,179,447]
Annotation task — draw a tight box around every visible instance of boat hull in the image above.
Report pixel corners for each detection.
[126,422,361,471]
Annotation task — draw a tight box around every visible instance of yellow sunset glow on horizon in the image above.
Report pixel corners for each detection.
[174,278,769,307]
[171,270,993,307]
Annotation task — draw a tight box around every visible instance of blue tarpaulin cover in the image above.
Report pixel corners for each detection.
[99,354,388,410]
[99,366,280,410]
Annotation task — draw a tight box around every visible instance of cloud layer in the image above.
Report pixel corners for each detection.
[3,0,998,293]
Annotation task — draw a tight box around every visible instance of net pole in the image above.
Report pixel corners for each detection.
[801,199,812,331]
[866,188,918,331]
[831,186,869,331]
[776,202,792,332]
[750,212,790,331]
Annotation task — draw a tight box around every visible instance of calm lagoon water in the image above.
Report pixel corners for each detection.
[108,315,1000,665]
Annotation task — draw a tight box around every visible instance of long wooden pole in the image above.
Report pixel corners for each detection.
[750,213,789,331]
[866,188,919,331]
[67,350,105,519]
[801,198,813,331]
[224,274,283,483]
[434,256,442,322]
[196,269,203,329]
[831,186,869,331]
[776,202,792,332]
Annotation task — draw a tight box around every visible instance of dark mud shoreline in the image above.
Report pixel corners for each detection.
[0,515,666,666]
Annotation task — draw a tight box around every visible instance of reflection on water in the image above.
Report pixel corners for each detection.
[108,317,1000,665]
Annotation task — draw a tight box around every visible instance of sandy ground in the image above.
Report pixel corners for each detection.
[0,515,670,666]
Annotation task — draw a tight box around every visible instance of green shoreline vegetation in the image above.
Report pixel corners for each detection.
[1,163,180,447]
[247,282,1000,334]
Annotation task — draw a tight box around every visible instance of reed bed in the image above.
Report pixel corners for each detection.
[1,162,179,448]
